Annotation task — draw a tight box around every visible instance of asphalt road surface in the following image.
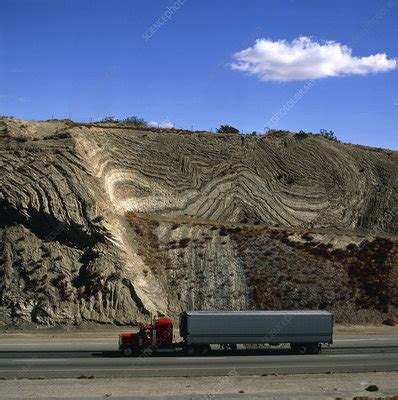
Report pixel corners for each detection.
[0,335,397,379]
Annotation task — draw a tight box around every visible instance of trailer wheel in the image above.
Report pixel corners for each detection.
[185,345,196,356]
[297,345,308,354]
[122,347,133,357]
[291,344,308,354]
[198,344,211,356]
[308,343,320,354]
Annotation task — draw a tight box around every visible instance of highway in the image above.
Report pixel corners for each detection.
[0,335,397,378]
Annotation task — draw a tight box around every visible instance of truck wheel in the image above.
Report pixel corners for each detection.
[142,347,154,357]
[122,347,133,357]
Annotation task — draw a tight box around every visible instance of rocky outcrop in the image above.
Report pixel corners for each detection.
[70,123,397,233]
[128,215,397,324]
[0,117,397,326]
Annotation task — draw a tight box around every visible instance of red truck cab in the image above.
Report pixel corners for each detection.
[119,318,174,356]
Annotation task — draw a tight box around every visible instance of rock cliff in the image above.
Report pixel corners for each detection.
[0,117,397,326]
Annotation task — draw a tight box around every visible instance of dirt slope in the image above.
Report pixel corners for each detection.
[0,117,397,326]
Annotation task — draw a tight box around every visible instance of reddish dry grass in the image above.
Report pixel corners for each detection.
[127,212,398,316]
[233,228,398,313]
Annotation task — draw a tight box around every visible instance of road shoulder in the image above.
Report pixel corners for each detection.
[0,372,397,399]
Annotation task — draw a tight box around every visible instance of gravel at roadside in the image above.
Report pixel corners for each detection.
[0,372,397,399]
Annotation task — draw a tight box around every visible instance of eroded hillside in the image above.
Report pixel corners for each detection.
[0,117,397,326]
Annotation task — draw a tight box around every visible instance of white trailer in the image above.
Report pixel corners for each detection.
[179,310,333,355]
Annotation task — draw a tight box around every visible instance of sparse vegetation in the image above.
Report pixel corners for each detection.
[294,130,310,140]
[264,128,290,136]
[99,116,148,127]
[216,124,240,134]
[122,116,148,127]
[319,128,338,142]
[100,116,119,123]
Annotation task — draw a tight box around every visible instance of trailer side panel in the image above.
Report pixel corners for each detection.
[181,310,333,345]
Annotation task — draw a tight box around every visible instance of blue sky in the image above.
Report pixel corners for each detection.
[0,0,397,149]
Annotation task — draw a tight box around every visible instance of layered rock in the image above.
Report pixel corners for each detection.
[0,117,397,326]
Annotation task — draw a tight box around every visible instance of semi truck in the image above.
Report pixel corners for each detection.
[119,310,333,356]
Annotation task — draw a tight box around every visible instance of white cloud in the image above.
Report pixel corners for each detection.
[149,120,174,128]
[231,36,397,82]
